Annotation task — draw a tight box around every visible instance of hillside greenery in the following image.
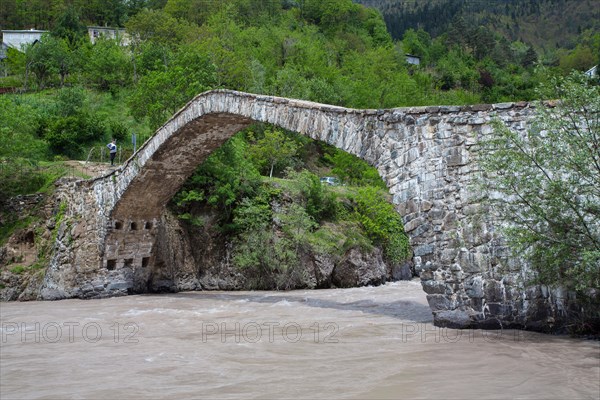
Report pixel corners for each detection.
[355,0,600,51]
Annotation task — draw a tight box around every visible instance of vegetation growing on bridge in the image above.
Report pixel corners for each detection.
[480,73,600,331]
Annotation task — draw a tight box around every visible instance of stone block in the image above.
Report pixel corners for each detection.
[107,282,132,291]
[411,223,431,238]
[486,303,510,316]
[442,212,458,230]
[429,208,446,220]
[433,310,472,328]
[484,280,505,302]
[470,104,492,111]
[439,106,461,113]
[427,294,451,310]
[421,200,433,211]
[414,244,434,256]
[493,102,514,110]
[440,248,458,264]
[465,276,484,298]
[422,280,448,295]
[391,262,413,280]
[468,117,486,125]
[444,147,469,167]
[403,216,424,232]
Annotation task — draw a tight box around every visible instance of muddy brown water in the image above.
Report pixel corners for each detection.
[1,280,599,399]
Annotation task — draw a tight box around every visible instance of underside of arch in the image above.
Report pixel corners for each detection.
[111,113,253,221]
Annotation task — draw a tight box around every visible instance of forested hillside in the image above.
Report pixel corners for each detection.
[355,0,600,50]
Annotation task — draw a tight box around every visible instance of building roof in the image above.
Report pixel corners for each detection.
[2,29,48,33]
[87,26,125,30]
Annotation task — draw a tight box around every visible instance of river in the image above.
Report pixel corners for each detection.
[1,280,598,399]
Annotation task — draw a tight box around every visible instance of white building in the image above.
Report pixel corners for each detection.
[2,29,47,50]
[1,27,129,52]
[0,42,8,77]
[0,42,8,60]
[405,54,421,66]
[87,26,129,45]
[585,65,598,78]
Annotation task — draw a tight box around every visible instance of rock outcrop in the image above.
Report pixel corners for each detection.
[149,208,407,292]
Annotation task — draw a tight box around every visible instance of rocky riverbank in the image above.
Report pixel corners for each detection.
[0,190,414,301]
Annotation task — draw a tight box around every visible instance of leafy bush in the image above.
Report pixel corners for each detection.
[348,186,410,264]
[44,114,106,158]
[480,72,600,292]
[285,169,338,222]
[109,120,129,142]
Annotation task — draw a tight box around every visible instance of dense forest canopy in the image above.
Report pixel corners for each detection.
[355,0,600,49]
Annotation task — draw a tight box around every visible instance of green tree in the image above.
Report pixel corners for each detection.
[45,36,74,86]
[86,37,131,93]
[173,134,261,224]
[51,6,88,49]
[559,44,596,72]
[325,148,386,188]
[126,8,199,68]
[24,37,58,89]
[339,47,418,108]
[402,28,430,63]
[128,43,217,129]
[249,128,300,178]
[480,72,600,293]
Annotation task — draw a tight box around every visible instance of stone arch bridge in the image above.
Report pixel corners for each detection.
[45,90,565,330]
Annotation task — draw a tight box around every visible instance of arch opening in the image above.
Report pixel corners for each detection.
[140,121,415,292]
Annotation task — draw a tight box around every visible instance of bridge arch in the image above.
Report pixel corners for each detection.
[102,90,389,222]
[51,90,546,328]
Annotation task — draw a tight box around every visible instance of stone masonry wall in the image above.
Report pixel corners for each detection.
[40,90,575,330]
